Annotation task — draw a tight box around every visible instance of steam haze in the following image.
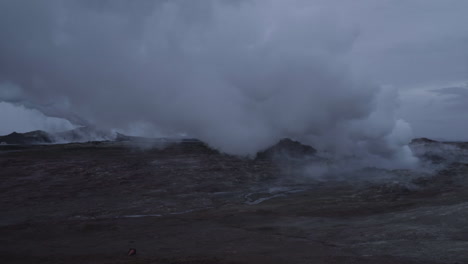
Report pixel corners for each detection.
[1,0,467,165]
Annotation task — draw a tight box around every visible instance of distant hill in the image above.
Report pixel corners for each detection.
[256,138,317,159]
[0,127,113,145]
[114,132,153,142]
[0,130,53,145]
[410,137,468,151]
[410,138,439,144]
[0,128,201,145]
[52,126,114,143]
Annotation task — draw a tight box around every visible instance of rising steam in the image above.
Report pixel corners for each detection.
[0,0,417,166]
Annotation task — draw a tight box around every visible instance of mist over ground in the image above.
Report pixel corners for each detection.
[4,3,468,262]
[1,0,467,166]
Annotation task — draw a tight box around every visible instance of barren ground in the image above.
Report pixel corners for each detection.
[1,141,468,263]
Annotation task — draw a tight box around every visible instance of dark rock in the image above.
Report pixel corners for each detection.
[256,138,316,159]
[0,130,53,144]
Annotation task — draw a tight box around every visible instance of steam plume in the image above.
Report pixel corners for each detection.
[0,0,417,166]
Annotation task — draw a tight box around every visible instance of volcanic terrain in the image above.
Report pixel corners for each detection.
[1,135,468,263]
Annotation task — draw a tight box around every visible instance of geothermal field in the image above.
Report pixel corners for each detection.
[1,1,468,264]
[1,135,468,264]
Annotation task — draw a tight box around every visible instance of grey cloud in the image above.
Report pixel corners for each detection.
[433,86,468,97]
[431,86,468,111]
[399,85,468,141]
[4,0,466,166]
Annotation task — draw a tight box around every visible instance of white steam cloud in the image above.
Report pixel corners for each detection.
[0,101,75,135]
[0,0,417,166]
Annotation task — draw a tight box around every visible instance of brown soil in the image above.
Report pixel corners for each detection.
[1,141,467,263]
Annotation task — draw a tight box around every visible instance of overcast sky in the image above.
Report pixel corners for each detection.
[0,0,467,160]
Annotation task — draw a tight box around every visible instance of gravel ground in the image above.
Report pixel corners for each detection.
[1,140,468,263]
